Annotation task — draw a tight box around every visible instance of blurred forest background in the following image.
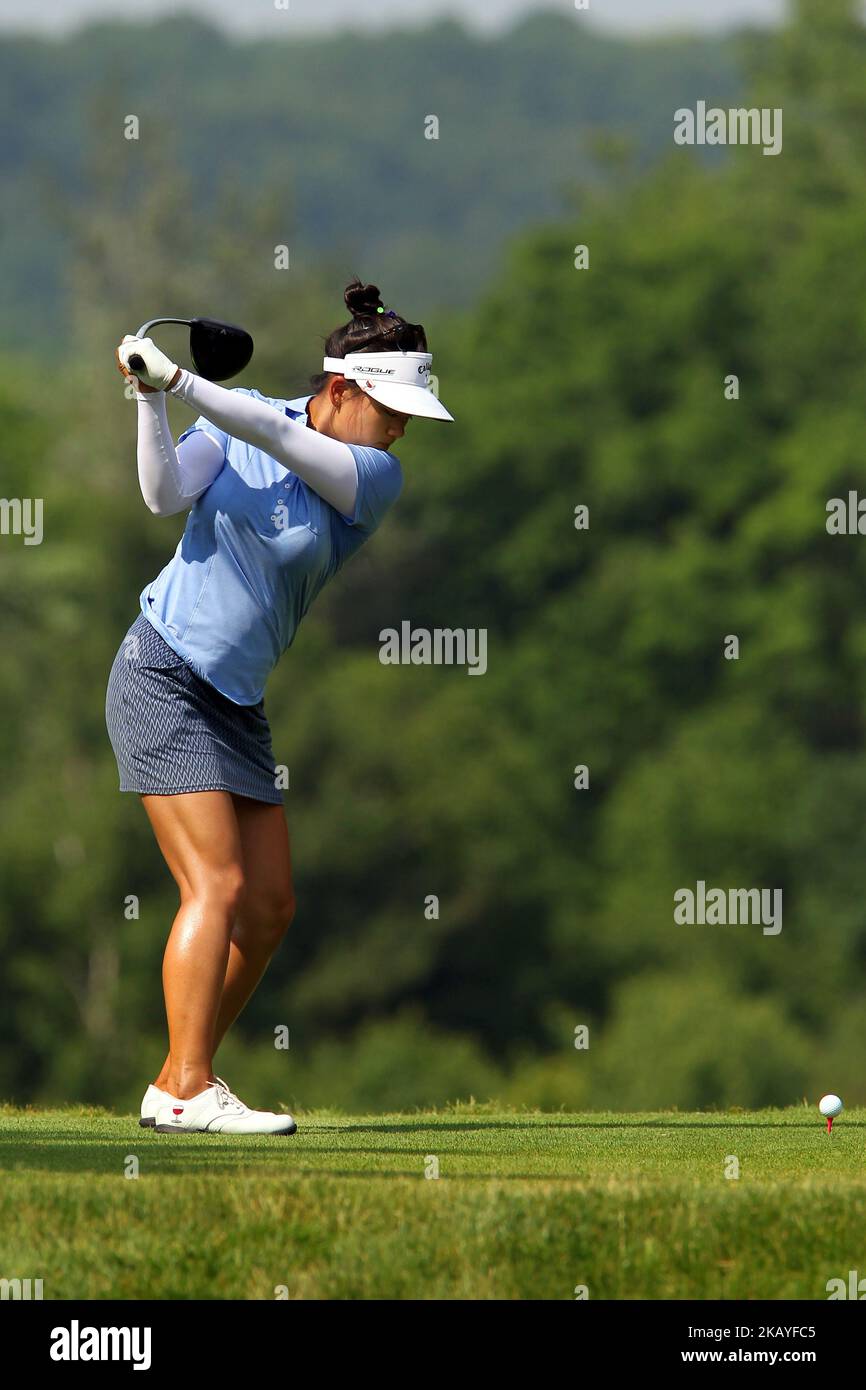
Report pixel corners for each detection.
[1,0,865,1115]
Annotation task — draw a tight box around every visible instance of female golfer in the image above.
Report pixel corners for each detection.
[107,279,454,1135]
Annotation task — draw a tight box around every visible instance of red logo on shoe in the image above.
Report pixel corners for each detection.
[172,1107,184,1116]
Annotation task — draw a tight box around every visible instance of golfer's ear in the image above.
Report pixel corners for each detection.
[329,376,352,407]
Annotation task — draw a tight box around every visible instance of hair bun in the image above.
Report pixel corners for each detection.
[345,279,383,319]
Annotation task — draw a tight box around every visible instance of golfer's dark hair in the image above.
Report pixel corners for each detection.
[309,278,427,393]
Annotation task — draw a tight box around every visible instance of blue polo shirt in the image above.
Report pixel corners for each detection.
[139,391,403,705]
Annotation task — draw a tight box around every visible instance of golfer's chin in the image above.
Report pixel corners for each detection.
[356,436,393,451]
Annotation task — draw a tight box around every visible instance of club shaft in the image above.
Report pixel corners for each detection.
[128,318,193,374]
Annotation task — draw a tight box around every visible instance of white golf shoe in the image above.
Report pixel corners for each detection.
[153,1076,297,1135]
[140,1083,173,1128]
[140,1075,240,1126]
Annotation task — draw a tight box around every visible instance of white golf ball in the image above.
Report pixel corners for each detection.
[819,1094,843,1119]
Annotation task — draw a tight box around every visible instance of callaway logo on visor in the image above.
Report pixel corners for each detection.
[320,349,454,421]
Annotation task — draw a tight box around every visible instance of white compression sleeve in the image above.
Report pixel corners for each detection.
[168,368,359,516]
[136,390,226,516]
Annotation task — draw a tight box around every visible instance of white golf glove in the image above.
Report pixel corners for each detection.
[116,335,179,392]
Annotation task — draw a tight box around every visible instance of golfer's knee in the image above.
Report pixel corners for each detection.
[183,865,246,920]
[237,887,296,944]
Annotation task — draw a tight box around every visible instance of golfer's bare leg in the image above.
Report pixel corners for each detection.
[141,790,245,1100]
[210,795,295,1054]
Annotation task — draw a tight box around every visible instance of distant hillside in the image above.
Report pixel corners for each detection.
[0,10,749,349]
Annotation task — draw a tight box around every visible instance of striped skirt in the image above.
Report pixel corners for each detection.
[105,611,283,804]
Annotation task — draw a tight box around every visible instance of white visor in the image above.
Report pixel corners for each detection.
[322,351,454,421]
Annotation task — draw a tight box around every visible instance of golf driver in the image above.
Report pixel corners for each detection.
[127,317,254,383]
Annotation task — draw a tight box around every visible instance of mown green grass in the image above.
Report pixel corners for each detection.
[0,1103,863,1299]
